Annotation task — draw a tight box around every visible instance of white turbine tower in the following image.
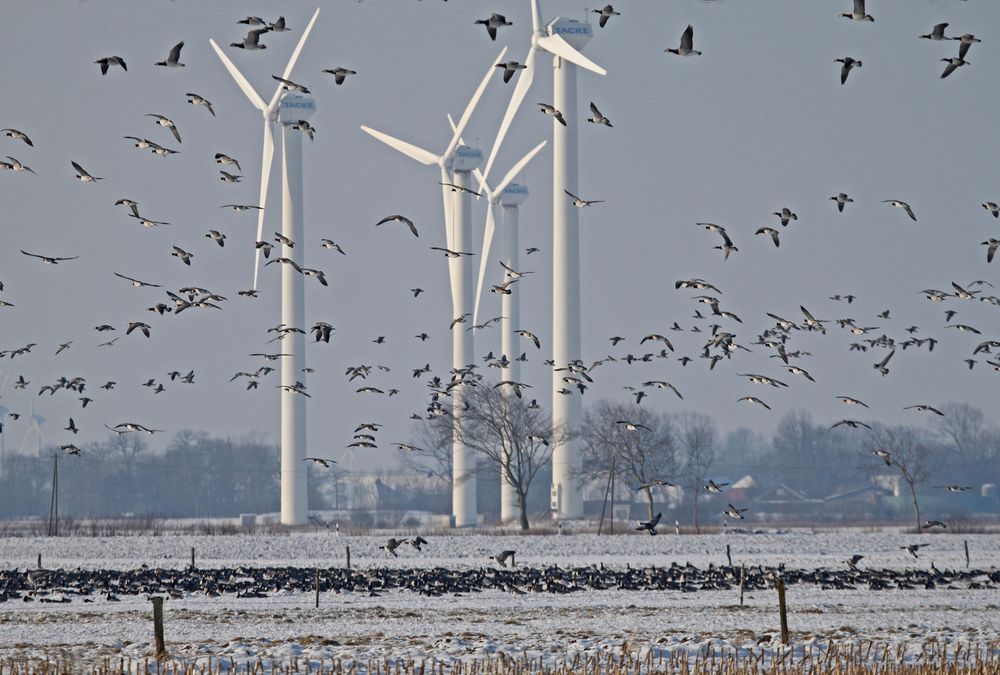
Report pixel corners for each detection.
[469,140,546,524]
[360,48,506,528]
[485,2,606,520]
[210,8,320,526]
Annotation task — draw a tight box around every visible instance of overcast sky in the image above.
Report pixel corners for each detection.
[0,0,996,471]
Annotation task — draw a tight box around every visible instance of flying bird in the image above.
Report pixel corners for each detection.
[920,23,949,41]
[940,57,969,80]
[474,13,512,41]
[841,0,874,22]
[375,215,418,237]
[883,200,916,221]
[186,93,215,116]
[272,75,311,94]
[593,5,620,28]
[830,193,854,212]
[636,512,661,535]
[835,57,862,85]
[495,61,526,84]
[95,56,127,75]
[755,227,780,247]
[322,67,357,85]
[114,272,161,288]
[586,102,613,127]
[564,189,603,208]
[231,28,268,50]
[303,457,336,468]
[146,114,182,143]
[666,25,701,56]
[155,42,185,67]
[20,250,78,265]
[538,103,567,126]
[1,129,33,146]
[71,161,103,182]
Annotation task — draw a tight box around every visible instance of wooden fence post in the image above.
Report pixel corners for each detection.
[151,596,166,658]
[190,546,195,571]
[726,544,732,567]
[964,540,970,568]
[346,546,351,573]
[739,563,745,607]
[777,577,789,645]
[315,568,320,608]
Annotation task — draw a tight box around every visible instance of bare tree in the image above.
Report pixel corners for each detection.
[867,424,937,532]
[453,382,555,530]
[581,401,679,521]
[676,411,718,533]
[931,403,990,462]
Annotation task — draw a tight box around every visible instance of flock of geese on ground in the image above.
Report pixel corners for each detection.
[0,1,995,526]
[3,543,998,603]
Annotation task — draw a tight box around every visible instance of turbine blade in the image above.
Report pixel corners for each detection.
[209,39,266,110]
[361,126,439,165]
[484,47,535,182]
[448,113,492,198]
[536,34,607,76]
[530,0,542,35]
[496,140,546,195]
[440,168,461,313]
[443,46,508,162]
[253,121,275,289]
[472,202,497,326]
[440,165,455,252]
[267,7,321,112]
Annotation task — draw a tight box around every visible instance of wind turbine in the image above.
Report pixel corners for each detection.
[466,131,545,525]
[210,8,320,526]
[19,398,44,458]
[360,47,506,528]
[486,1,606,520]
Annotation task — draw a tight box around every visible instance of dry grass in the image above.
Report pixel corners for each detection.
[4,640,1000,674]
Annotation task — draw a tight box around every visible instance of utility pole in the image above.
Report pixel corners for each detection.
[47,453,58,536]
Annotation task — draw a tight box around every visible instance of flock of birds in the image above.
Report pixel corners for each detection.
[4,543,998,604]
[0,1,995,530]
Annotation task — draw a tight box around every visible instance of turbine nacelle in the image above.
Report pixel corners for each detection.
[278,93,316,122]
[547,18,593,51]
[500,183,529,207]
[451,145,483,173]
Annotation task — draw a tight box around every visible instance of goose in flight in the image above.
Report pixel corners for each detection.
[836,396,869,408]
[756,227,780,247]
[322,67,357,85]
[171,246,194,266]
[155,42,185,67]
[564,189,603,208]
[538,103,567,126]
[738,396,771,410]
[724,504,748,519]
[940,57,969,79]
[873,349,895,376]
[830,193,854,212]
[215,153,242,172]
[126,322,151,337]
[440,182,481,197]
[642,380,683,398]
[921,520,947,530]
[1,129,33,146]
[272,75,310,94]
[114,272,161,288]
[936,484,971,492]
[114,198,139,217]
[920,23,949,41]
[666,25,700,56]
[376,214,418,237]
[982,239,999,263]
[205,230,227,247]
[4,157,35,174]
[737,373,789,388]
[831,419,872,430]
[379,537,408,557]
[321,239,346,254]
[474,13,512,41]
[284,119,316,141]
[586,102,613,127]
[515,330,540,349]
[146,114,181,143]
[231,28,268,50]
[883,200,916,221]
[304,457,336,468]
[20,249,78,265]
[952,34,981,60]
[61,444,81,456]
[705,480,728,493]
[901,543,929,559]
[495,61,526,84]
[95,56,127,75]
[71,161,103,182]
[773,208,797,226]
[636,479,675,492]
[593,5,620,28]
[492,550,516,567]
[841,0,874,22]
[904,404,944,416]
[835,57,862,85]
[616,420,652,432]
[636,512,661,535]
[431,246,473,258]
[186,93,215,116]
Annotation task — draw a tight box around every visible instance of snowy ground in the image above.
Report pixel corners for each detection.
[2,529,1000,671]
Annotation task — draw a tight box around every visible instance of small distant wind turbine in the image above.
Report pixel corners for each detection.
[19,399,45,457]
[210,8,320,526]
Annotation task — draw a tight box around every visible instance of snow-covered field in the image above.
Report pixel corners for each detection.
[2,529,1000,671]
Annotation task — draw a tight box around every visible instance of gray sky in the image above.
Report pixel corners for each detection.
[0,0,996,470]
